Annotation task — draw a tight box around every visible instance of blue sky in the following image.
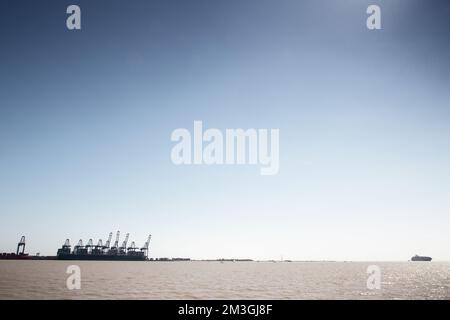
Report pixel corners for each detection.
[1,0,450,260]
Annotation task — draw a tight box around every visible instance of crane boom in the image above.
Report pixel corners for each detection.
[16,236,26,255]
[104,232,113,248]
[144,234,152,250]
[119,233,130,254]
[112,231,120,249]
[140,234,152,258]
[121,233,130,249]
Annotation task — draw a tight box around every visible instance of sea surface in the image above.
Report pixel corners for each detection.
[0,261,449,299]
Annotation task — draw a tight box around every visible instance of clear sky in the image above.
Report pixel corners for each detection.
[1,0,450,260]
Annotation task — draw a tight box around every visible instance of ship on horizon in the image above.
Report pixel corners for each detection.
[411,254,432,262]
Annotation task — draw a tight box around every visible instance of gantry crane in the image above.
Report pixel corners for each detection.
[103,232,113,252]
[92,239,103,255]
[127,241,137,252]
[74,239,87,254]
[16,236,26,255]
[62,239,71,254]
[119,233,129,254]
[85,239,94,253]
[140,234,152,258]
[110,231,120,254]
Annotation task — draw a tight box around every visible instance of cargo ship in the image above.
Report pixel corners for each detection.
[411,254,432,262]
[57,231,151,261]
[0,236,32,260]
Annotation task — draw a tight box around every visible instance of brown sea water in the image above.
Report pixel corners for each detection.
[0,261,449,299]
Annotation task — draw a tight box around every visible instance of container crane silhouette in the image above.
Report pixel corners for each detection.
[103,232,113,252]
[119,233,129,254]
[140,234,152,258]
[16,236,26,255]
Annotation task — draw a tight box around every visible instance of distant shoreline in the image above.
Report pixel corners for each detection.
[2,257,445,262]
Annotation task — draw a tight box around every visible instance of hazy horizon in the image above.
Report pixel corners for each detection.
[1,0,450,261]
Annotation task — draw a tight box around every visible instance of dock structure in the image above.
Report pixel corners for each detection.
[56,231,151,261]
[0,236,32,260]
